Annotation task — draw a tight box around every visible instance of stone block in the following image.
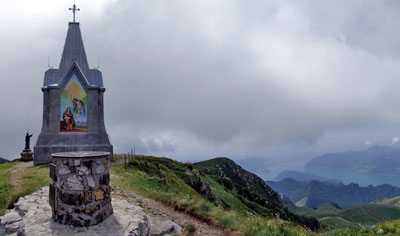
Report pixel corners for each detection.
[58,164,70,175]
[85,204,99,215]
[59,191,82,206]
[84,191,93,204]
[77,165,90,176]
[74,160,81,166]
[104,208,110,218]
[95,212,104,225]
[66,176,83,191]
[93,164,105,174]
[82,160,93,169]
[104,186,111,200]
[101,173,110,185]
[20,151,34,161]
[102,158,108,165]
[94,189,104,201]
[49,164,56,180]
[0,209,22,225]
[87,176,95,188]
[49,183,55,209]
[5,221,20,233]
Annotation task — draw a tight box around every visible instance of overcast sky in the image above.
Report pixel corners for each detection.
[2,0,400,179]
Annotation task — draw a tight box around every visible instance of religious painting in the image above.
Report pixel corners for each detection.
[60,73,88,132]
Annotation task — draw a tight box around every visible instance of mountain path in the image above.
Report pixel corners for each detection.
[110,174,233,236]
[319,216,364,228]
[9,161,33,189]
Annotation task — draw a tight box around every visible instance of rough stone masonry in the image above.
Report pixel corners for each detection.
[49,151,113,226]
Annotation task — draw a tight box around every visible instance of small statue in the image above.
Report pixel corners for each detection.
[25,132,33,150]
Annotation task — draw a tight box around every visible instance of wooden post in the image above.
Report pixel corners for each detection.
[124,153,127,170]
[131,148,133,161]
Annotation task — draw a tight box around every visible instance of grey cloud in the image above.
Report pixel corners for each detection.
[2,1,400,163]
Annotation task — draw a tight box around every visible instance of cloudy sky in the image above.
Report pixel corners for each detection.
[2,0,400,179]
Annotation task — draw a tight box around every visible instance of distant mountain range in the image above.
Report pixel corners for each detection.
[267,178,308,197]
[0,157,8,164]
[267,178,400,208]
[304,145,400,186]
[273,170,340,184]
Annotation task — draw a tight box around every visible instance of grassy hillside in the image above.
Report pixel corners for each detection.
[112,155,315,235]
[114,155,400,235]
[288,203,400,229]
[193,157,320,230]
[374,196,400,207]
[0,161,50,215]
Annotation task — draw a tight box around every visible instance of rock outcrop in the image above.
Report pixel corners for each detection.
[184,170,221,206]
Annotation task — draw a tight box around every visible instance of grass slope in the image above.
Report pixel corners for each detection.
[115,155,400,235]
[288,203,400,229]
[0,162,50,215]
[295,197,308,207]
[111,155,313,235]
[193,157,320,230]
[374,196,400,207]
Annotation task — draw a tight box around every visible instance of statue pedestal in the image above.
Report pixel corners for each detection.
[21,150,33,161]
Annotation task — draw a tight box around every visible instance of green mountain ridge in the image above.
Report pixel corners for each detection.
[274,170,340,183]
[193,157,321,230]
[114,155,320,234]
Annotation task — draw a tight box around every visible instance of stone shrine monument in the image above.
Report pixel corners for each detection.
[34,5,113,165]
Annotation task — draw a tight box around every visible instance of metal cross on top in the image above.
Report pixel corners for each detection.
[69,4,80,22]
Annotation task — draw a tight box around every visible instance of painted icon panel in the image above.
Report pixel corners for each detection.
[60,73,88,132]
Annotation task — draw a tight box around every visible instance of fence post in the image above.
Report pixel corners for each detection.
[131,148,133,161]
[124,153,127,170]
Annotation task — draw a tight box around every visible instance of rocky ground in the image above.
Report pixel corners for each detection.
[0,187,152,236]
[0,178,227,236]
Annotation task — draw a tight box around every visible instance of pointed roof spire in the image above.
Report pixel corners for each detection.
[59,22,89,78]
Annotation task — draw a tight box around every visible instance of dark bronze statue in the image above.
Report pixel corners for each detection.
[25,132,33,150]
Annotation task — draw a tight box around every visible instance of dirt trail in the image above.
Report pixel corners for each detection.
[111,173,232,236]
[9,161,33,186]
